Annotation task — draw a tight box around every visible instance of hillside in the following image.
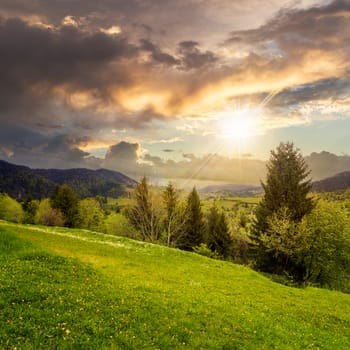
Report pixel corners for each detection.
[1,221,350,349]
[313,171,350,192]
[0,160,55,199]
[0,160,136,199]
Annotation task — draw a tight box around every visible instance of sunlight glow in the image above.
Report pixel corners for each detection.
[217,107,261,143]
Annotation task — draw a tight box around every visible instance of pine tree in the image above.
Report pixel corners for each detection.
[207,204,232,258]
[252,142,315,271]
[177,187,205,251]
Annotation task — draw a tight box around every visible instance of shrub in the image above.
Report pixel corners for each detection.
[0,193,24,223]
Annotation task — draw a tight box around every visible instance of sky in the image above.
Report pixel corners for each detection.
[1,0,350,186]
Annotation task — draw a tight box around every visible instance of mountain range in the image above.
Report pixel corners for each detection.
[0,160,137,200]
[2,159,350,200]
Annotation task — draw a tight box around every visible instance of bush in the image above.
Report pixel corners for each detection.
[193,243,221,260]
[105,212,139,238]
[79,198,105,232]
[35,199,65,227]
[0,193,24,223]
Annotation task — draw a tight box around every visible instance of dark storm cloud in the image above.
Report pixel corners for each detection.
[140,39,179,66]
[1,0,350,176]
[177,41,218,70]
[0,0,235,37]
[226,0,350,53]
[0,124,99,169]
[0,17,136,117]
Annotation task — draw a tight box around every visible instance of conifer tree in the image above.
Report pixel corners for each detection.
[207,204,232,258]
[252,142,315,271]
[177,187,205,251]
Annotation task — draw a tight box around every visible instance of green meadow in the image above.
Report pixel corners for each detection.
[1,220,350,349]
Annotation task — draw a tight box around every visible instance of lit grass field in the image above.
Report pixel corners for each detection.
[1,221,350,349]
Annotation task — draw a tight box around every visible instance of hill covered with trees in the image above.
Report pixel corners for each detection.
[0,160,136,199]
[312,171,350,192]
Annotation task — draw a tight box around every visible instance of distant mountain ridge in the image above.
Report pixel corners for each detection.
[312,171,350,192]
[0,160,137,200]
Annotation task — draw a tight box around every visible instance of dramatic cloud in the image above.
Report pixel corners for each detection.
[0,0,350,181]
[224,0,350,125]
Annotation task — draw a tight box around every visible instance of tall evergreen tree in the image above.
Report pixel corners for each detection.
[207,204,232,258]
[252,142,315,271]
[177,187,205,251]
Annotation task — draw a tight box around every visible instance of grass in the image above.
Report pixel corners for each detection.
[1,221,350,349]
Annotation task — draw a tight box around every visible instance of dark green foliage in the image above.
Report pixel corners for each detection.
[0,160,136,200]
[22,196,39,224]
[36,168,135,198]
[177,187,205,251]
[313,171,350,192]
[50,184,80,227]
[255,142,315,228]
[0,160,54,200]
[206,205,232,258]
[252,142,315,274]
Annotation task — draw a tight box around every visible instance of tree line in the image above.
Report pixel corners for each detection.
[124,177,233,259]
[1,142,350,293]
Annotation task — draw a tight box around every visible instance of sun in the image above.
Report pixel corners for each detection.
[217,107,259,143]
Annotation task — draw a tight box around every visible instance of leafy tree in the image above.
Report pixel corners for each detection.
[162,182,187,247]
[105,212,139,238]
[22,196,39,224]
[0,193,24,223]
[125,176,162,242]
[35,199,65,226]
[252,142,315,271]
[79,198,105,232]
[206,204,232,258]
[177,187,205,251]
[50,184,79,227]
[302,200,350,291]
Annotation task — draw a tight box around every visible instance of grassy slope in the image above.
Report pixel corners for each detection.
[1,221,350,349]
